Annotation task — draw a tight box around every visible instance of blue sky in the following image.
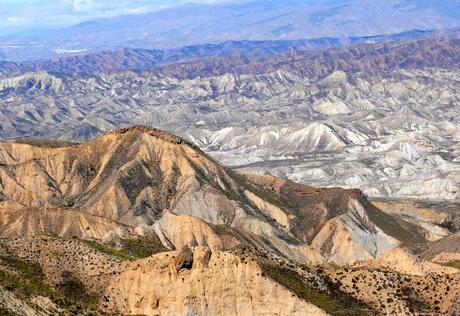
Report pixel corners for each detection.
[0,0,236,36]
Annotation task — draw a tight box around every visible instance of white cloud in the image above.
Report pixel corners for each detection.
[72,0,89,12]
[0,0,240,36]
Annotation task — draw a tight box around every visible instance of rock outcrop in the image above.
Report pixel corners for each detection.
[173,245,194,272]
[0,126,403,265]
[0,126,458,315]
[105,247,328,316]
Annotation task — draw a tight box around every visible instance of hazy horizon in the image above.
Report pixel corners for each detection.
[0,0,240,36]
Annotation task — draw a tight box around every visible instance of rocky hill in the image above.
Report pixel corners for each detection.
[0,60,458,200]
[1,32,459,201]
[0,126,459,315]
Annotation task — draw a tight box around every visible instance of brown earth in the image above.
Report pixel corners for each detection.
[0,126,459,315]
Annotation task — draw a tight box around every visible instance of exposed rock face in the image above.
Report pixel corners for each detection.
[358,248,459,276]
[173,245,193,272]
[0,126,401,265]
[153,210,231,250]
[374,199,459,242]
[105,247,328,316]
[0,127,459,315]
[0,207,133,239]
[310,199,400,265]
[0,288,61,316]
[422,232,460,259]
[1,57,459,200]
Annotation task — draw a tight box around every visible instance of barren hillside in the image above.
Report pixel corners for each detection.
[0,126,458,315]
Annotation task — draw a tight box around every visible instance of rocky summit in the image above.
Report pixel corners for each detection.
[0,126,459,315]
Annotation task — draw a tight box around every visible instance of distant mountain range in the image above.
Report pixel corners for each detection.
[1,0,460,61]
[0,28,457,76]
[156,30,460,79]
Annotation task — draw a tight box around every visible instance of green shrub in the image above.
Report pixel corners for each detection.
[438,260,460,269]
[83,235,167,261]
[58,271,98,306]
[260,263,375,315]
[120,236,168,258]
[82,239,134,260]
[0,256,100,314]
[0,256,55,300]
[0,305,18,316]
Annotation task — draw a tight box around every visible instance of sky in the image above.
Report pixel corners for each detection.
[0,0,236,36]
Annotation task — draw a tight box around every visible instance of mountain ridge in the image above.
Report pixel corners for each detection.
[0,125,408,263]
[0,44,458,200]
[0,125,459,315]
[1,28,455,74]
[1,0,460,61]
